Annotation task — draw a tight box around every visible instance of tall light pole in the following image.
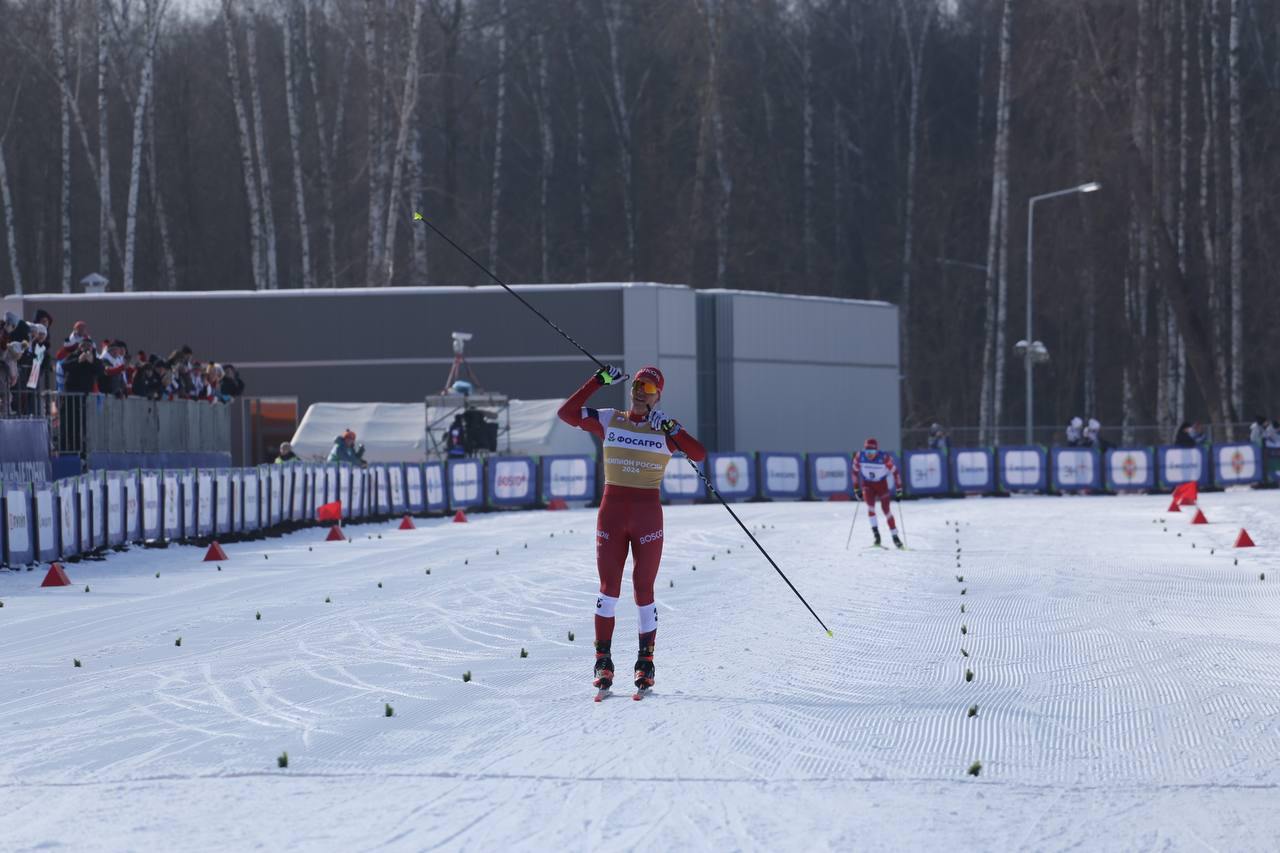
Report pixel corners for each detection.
[1023,181,1100,444]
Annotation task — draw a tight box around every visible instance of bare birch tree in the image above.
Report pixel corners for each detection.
[51,0,73,292]
[282,0,313,289]
[98,0,113,280]
[699,0,732,288]
[381,0,425,286]
[303,0,341,288]
[223,0,265,290]
[1228,0,1243,423]
[530,26,555,282]
[122,0,163,293]
[488,0,507,270]
[896,0,934,420]
[0,134,21,295]
[564,17,591,279]
[978,0,1011,444]
[801,3,815,288]
[244,0,279,290]
[365,0,384,284]
[601,0,636,280]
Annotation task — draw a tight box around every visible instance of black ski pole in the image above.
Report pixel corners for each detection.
[415,213,834,637]
[844,499,861,551]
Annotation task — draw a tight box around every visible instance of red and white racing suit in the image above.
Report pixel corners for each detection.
[558,377,707,651]
[852,449,899,533]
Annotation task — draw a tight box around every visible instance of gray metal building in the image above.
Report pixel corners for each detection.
[2,283,899,454]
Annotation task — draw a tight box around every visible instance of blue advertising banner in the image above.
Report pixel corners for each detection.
[541,455,596,502]
[447,459,484,510]
[758,453,806,500]
[1157,446,1210,489]
[3,486,35,566]
[952,448,996,494]
[1105,447,1155,491]
[0,419,52,486]
[1051,447,1102,492]
[661,456,707,502]
[34,483,58,562]
[903,450,949,497]
[424,463,446,512]
[488,457,537,507]
[707,453,757,502]
[807,453,854,499]
[1213,443,1261,487]
[998,446,1047,492]
[58,477,79,559]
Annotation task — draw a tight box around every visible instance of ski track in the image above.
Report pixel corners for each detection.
[2,493,1280,850]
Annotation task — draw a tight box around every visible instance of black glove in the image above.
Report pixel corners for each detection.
[594,365,625,386]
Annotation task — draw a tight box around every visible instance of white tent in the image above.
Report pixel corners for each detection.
[290,400,597,463]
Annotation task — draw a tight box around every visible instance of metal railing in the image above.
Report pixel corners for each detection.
[1,389,231,456]
[902,422,1254,451]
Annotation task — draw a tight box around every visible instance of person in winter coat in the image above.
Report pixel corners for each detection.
[61,338,107,394]
[275,442,300,464]
[927,422,950,454]
[328,430,367,466]
[1065,417,1085,446]
[219,364,246,399]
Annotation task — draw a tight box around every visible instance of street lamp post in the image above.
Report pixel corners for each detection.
[1024,181,1100,444]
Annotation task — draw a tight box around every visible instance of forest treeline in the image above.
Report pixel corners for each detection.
[0,0,1276,438]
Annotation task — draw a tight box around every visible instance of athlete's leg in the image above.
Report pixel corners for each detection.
[864,486,879,530]
[880,491,897,530]
[629,502,664,651]
[594,499,629,647]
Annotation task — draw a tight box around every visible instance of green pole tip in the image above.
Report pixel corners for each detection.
[826,629,834,637]
[413,212,424,221]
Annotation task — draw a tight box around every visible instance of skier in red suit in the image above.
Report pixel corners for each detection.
[558,364,706,696]
[852,437,902,549]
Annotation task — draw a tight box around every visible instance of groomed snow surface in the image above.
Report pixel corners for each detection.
[3,491,1279,852]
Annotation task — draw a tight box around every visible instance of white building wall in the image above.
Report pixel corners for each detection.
[622,284,699,436]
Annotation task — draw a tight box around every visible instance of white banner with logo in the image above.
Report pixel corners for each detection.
[952,449,995,493]
[4,487,33,564]
[661,457,706,500]
[406,464,425,511]
[106,473,125,545]
[489,458,536,506]
[904,450,948,496]
[126,472,142,542]
[448,460,483,509]
[542,456,595,501]
[708,453,756,501]
[1214,443,1260,486]
[1158,446,1205,488]
[807,453,852,498]
[35,484,58,561]
[59,478,79,558]
[142,471,162,537]
[425,463,446,511]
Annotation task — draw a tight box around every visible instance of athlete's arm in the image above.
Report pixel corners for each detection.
[557,375,606,438]
[666,429,706,463]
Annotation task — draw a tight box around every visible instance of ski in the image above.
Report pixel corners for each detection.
[593,688,613,702]
[632,686,651,701]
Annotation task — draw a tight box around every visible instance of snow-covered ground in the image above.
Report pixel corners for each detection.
[2,490,1279,851]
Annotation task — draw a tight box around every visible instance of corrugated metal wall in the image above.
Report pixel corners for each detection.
[696,290,901,453]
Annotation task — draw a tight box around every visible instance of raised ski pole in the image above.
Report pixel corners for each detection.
[415,213,834,638]
[844,500,861,550]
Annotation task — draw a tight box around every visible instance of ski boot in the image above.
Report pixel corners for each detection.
[892,532,904,549]
[872,528,882,547]
[634,646,655,691]
[593,644,615,690]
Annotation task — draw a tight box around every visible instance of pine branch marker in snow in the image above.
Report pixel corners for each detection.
[385,703,394,717]
[278,751,288,769]
[175,637,182,647]
[520,648,528,658]
[567,631,575,641]
[463,671,472,682]
[965,668,974,682]
[967,761,982,777]
[256,611,261,620]
[968,705,978,717]
[961,648,969,657]
[960,625,967,635]
[74,659,81,667]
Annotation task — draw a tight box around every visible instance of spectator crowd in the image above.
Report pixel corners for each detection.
[1,310,245,414]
